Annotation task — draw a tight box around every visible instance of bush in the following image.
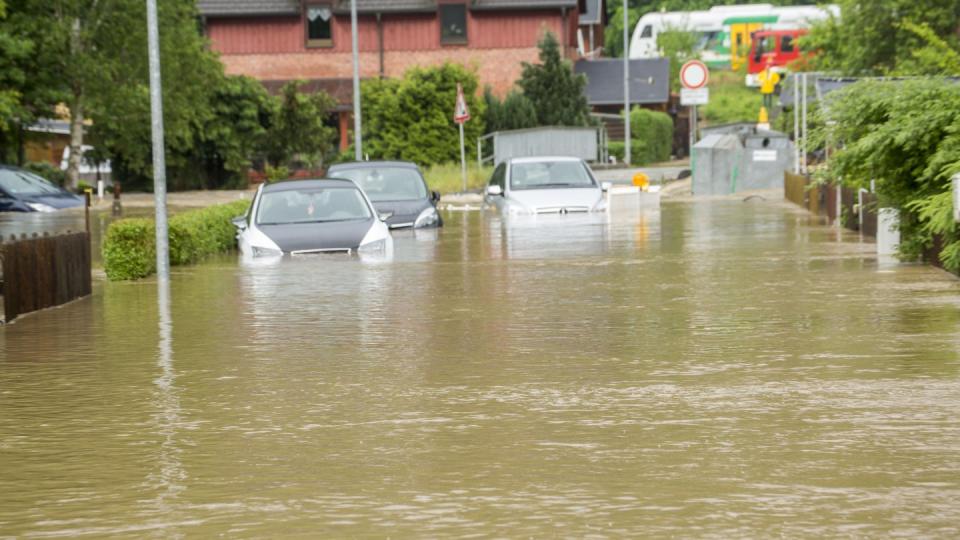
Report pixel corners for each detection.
[607,140,644,164]
[422,162,493,194]
[24,161,67,187]
[103,199,250,280]
[629,107,674,164]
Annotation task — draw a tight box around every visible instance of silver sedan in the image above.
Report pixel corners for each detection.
[483,157,609,215]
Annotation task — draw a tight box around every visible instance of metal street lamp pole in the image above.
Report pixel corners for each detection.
[146,0,169,280]
[351,0,363,160]
[622,0,631,165]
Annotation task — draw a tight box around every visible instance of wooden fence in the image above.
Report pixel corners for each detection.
[783,172,878,236]
[0,232,92,323]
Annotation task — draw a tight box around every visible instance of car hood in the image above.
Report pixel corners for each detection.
[258,219,373,252]
[506,187,602,212]
[372,199,431,226]
[22,192,85,209]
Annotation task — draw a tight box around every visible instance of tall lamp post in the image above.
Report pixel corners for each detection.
[622,0,631,165]
[351,0,362,160]
[146,0,168,280]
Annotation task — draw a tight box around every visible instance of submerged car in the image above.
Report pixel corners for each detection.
[484,157,609,215]
[0,164,84,212]
[233,179,392,257]
[326,161,442,229]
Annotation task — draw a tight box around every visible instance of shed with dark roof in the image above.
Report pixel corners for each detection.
[574,58,670,106]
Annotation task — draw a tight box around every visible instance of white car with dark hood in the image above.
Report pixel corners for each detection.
[233,179,392,257]
[484,157,609,215]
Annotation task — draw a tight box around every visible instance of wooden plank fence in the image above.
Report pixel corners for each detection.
[0,232,92,323]
[783,172,878,236]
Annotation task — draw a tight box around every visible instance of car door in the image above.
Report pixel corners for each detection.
[485,162,507,212]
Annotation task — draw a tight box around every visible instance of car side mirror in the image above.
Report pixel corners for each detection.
[231,215,247,230]
[379,212,394,221]
[431,190,441,203]
[486,184,503,196]
[601,182,612,192]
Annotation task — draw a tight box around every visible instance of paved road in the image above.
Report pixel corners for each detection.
[592,164,690,186]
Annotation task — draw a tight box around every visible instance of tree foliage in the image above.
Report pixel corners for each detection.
[361,63,485,166]
[261,81,336,168]
[517,32,591,127]
[804,0,960,75]
[483,87,537,133]
[813,79,960,270]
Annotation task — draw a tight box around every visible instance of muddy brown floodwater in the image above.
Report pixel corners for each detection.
[1,199,959,537]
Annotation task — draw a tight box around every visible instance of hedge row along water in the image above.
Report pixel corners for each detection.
[103,199,251,281]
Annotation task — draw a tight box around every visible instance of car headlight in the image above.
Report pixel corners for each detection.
[357,238,387,254]
[26,202,57,213]
[414,206,439,228]
[252,246,283,258]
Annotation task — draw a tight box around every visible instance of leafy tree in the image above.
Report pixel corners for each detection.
[629,107,674,163]
[261,80,336,168]
[812,79,960,270]
[483,87,537,133]
[894,21,960,76]
[804,0,960,75]
[361,63,485,166]
[517,32,590,127]
[657,30,698,93]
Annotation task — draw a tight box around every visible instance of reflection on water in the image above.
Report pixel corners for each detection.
[1,200,959,537]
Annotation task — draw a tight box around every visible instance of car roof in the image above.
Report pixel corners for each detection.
[261,178,360,193]
[326,160,420,171]
[508,156,584,164]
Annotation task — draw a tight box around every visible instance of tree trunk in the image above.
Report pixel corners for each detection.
[67,96,84,189]
[66,18,84,189]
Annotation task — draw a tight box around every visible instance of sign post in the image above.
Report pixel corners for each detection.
[454,83,471,193]
[679,60,709,158]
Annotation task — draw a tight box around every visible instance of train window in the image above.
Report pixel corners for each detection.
[640,25,652,39]
[781,35,795,53]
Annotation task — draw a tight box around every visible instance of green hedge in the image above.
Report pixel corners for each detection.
[629,107,674,164]
[103,199,250,281]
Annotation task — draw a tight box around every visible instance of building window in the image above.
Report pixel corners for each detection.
[306,5,333,47]
[440,4,467,44]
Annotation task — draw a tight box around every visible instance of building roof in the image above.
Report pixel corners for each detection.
[197,0,299,16]
[198,0,580,16]
[574,58,670,106]
[579,0,602,25]
[470,0,578,9]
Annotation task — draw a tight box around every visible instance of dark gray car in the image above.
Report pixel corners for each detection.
[0,165,84,212]
[326,161,442,229]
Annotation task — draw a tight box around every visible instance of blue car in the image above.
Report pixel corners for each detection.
[0,165,84,212]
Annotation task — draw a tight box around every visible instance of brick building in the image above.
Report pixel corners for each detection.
[198,0,604,149]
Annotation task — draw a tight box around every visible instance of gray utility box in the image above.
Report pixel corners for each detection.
[692,128,795,196]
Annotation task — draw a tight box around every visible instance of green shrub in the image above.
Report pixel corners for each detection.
[103,219,156,281]
[607,140,646,164]
[629,107,674,164]
[24,161,67,187]
[422,162,492,194]
[103,199,250,281]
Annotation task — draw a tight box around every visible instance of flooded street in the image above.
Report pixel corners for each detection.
[2,200,959,537]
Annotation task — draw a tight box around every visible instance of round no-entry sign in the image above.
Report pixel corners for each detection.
[680,60,709,90]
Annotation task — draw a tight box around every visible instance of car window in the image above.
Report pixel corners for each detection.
[490,163,506,189]
[328,167,427,202]
[256,187,372,225]
[509,161,596,190]
[0,169,62,195]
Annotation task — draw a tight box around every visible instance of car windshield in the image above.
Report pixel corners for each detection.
[328,167,427,202]
[0,169,62,195]
[509,161,596,190]
[256,186,372,225]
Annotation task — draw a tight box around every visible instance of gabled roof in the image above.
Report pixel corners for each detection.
[198,0,580,17]
[579,0,602,25]
[574,58,670,106]
[198,0,299,17]
[470,0,578,9]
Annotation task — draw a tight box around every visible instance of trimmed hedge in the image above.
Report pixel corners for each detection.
[103,199,251,281]
[607,108,675,165]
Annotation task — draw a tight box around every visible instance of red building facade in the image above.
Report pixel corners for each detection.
[199,0,594,149]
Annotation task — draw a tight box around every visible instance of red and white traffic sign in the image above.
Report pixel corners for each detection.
[680,60,709,90]
[454,83,471,124]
